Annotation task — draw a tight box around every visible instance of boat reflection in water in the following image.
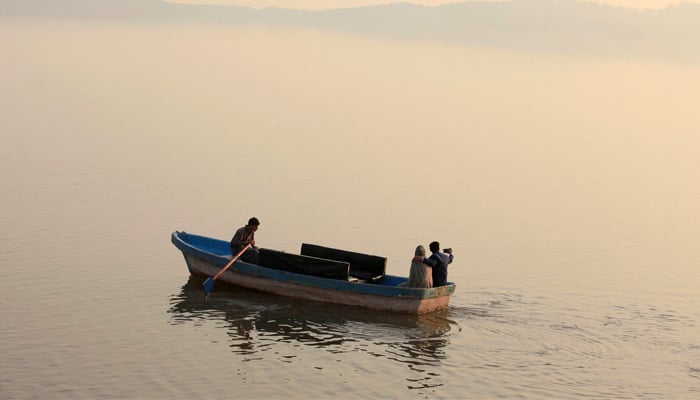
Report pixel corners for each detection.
[168,276,460,389]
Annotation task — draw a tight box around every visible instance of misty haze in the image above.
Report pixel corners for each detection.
[1,1,699,399]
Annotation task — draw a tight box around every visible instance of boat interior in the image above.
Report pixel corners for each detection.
[177,232,388,284]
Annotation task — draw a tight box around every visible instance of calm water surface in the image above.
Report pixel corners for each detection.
[1,21,699,399]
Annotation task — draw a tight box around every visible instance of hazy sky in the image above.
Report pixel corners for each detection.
[167,0,699,10]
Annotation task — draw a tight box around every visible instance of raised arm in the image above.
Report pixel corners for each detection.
[412,255,437,267]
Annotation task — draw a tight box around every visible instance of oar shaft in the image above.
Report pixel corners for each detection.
[212,243,252,281]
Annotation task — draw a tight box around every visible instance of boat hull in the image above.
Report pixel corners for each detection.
[173,231,455,314]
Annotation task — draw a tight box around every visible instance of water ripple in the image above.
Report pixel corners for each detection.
[166,277,700,399]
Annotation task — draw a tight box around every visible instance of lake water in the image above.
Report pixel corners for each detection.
[1,20,699,399]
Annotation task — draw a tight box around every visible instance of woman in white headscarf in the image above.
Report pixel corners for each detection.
[401,245,433,288]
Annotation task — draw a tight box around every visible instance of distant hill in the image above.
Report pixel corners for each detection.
[2,0,699,61]
[0,0,254,21]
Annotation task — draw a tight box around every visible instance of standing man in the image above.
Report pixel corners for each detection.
[416,241,454,287]
[230,217,260,263]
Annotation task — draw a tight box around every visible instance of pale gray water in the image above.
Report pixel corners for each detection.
[1,18,699,399]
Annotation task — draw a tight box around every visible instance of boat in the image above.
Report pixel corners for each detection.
[171,231,456,314]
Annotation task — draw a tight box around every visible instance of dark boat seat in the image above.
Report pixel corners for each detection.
[257,248,350,280]
[300,243,386,283]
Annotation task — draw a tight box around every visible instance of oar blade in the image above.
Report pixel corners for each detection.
[202,277,215,295]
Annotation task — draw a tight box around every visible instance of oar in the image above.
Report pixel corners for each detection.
[203,243,252,295]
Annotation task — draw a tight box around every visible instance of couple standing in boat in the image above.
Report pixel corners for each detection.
[402,241,454,288]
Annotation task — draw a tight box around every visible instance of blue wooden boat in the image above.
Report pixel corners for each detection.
[171,231,455,314]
